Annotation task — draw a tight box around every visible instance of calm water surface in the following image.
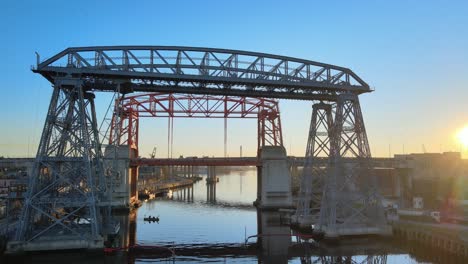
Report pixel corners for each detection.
[2,168,466,263]
[130,168,462,263]
[137,169,258,245]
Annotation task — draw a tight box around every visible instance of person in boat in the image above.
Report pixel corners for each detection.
[144,215,160,222]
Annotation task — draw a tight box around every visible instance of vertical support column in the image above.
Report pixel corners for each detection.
[206,166,217,203]
[105,94,140,209]
[128,109,139,206]
[224,117,228,157]
[129,164,139,205]
[170,117,174,158]
[10,79,104,252]
[207,166,217,183]
[257,107,283,154]
[191,185,194,202]
[317,93,390,238]
[294,102,333,227]
[256,102,285,208]
[258,146,292,209]
[88,94,105,192]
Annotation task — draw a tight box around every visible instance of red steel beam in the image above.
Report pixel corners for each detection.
[110,93,284,156]
[132,157,259,167]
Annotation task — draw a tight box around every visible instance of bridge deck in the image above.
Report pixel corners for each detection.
[131,156,395,167]
[132,157,259,166]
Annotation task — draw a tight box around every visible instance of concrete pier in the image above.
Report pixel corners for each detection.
[206,166,217,202]
[257,146,293,209]
[103,145,139,209]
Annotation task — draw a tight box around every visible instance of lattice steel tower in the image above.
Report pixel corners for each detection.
[295,102,333,227]
[295,94,389,237]
[11,78,105,251]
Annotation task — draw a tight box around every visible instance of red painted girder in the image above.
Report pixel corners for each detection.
[132,157,259,167]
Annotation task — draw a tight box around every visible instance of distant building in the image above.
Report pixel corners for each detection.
[0,178,16,198]
[0,160,31,220]
[393,152,468,213]
[374,168,400,198]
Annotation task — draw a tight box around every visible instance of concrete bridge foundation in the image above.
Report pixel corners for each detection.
[103,145,139,209]
[257,146,293,209]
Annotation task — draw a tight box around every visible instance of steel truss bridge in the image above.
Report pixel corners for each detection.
[35,46,369,100]
[10,46,387,252]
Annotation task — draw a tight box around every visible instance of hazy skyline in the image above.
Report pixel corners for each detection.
[1,0,468,158]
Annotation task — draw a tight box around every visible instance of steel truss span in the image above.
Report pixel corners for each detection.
[109,93,283,155]
[34,46,370,100]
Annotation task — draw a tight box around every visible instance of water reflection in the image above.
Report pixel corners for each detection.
[172,186,194,202]
[207,182,217,203]
[112,211,137,248]
[257,211,290,263]
[2,168,466,263]
[256,210,391,264]
[110,207,397,264]
[125,170,404,263]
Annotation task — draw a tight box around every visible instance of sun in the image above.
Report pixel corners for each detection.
[457,126,468,147]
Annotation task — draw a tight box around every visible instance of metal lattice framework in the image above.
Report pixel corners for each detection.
[317,94,387,236]
[295,103,333,226]
[294,95,388,237]
[108,93,283,155]
[11,46,383,251]
[13,78,104,248]
[33,46,370,101]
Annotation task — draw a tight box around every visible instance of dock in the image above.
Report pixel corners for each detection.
[138,176,201,199]
[393,220,468,257]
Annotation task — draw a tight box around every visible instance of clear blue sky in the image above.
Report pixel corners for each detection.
[1,0,468,158]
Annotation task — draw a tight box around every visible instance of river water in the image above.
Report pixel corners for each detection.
[2,168,466,263]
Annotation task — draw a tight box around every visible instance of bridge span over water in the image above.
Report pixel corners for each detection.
[8,46,389,253]
[133,156,396,169]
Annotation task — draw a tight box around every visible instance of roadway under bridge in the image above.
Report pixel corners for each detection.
[7,46,389,253]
